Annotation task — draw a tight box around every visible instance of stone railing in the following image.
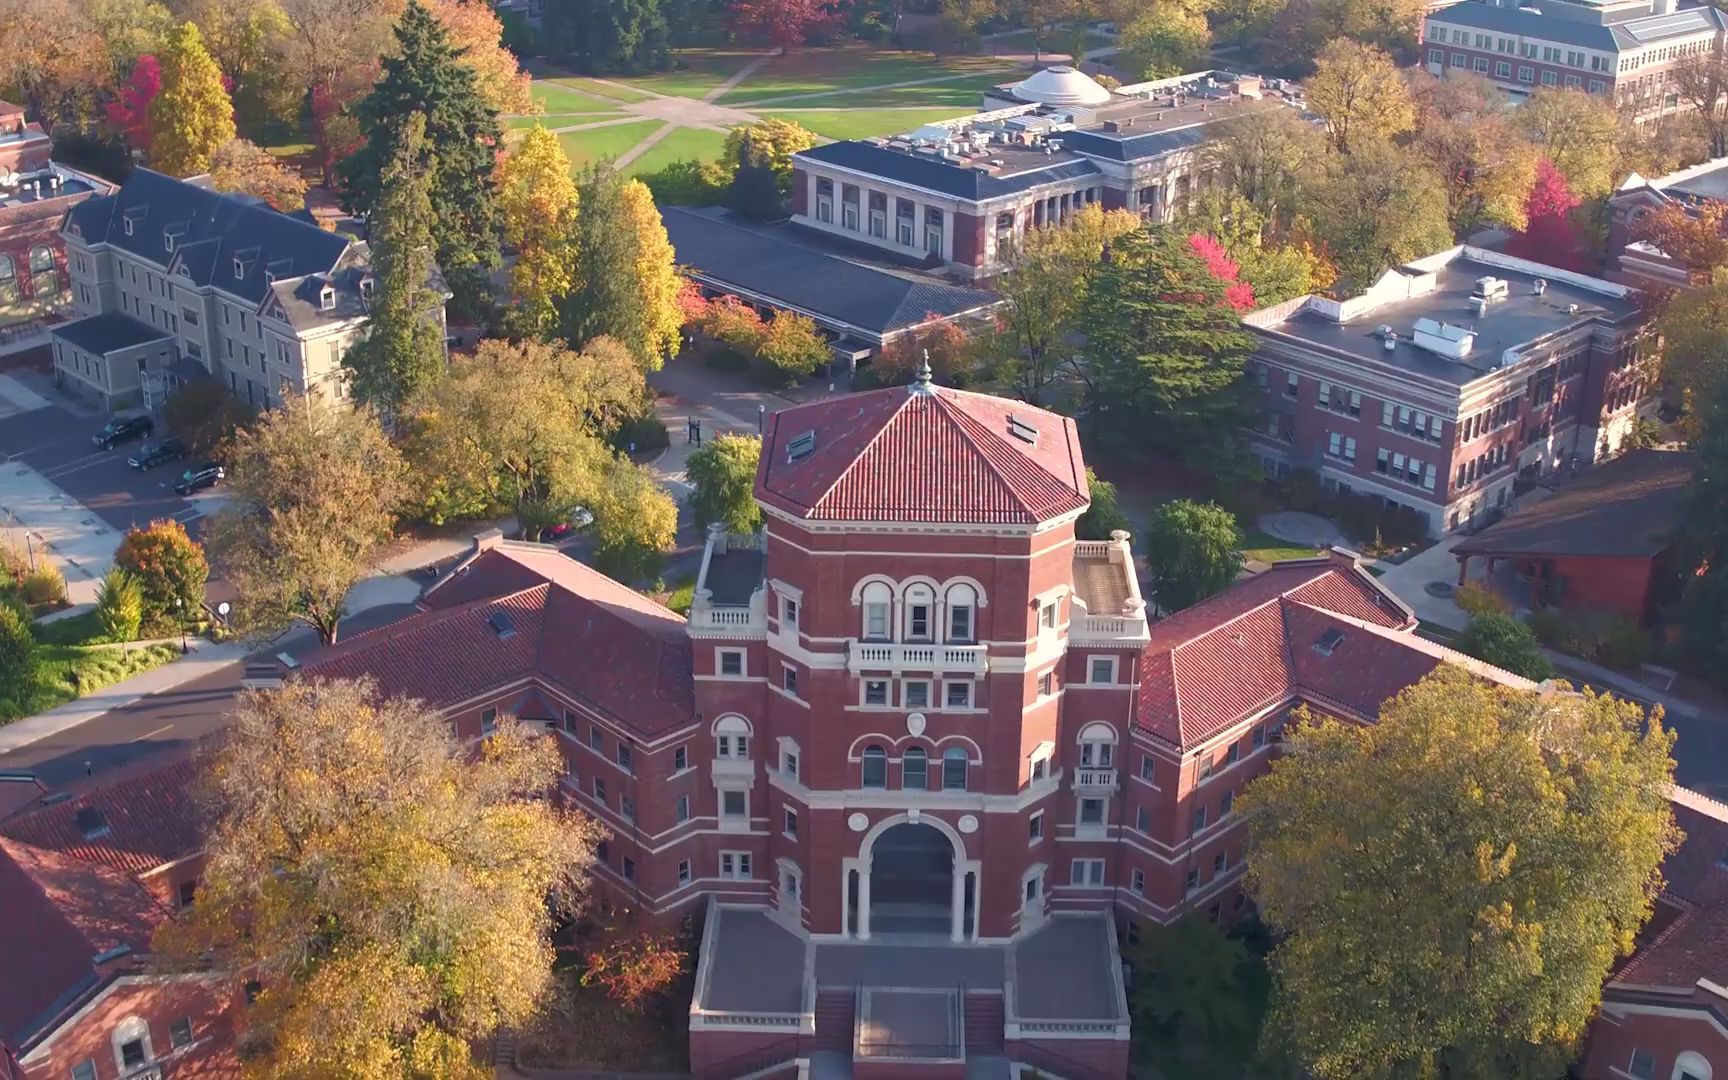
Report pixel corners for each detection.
[846,641,988,675]
[1073,767,1117,791]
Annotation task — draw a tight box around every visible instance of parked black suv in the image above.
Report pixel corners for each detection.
[172,462,224,495]
[127,437,186,471]
[92,415,154,449]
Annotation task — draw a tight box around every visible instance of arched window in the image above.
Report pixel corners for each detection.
[27,245,58,298]
[1079,722,1116,768]
[1673,1051,1713,1080]
[111,1016,152,1073]
[862,745,887,788]
[860,580,892,641]
[714,715,750,759]
[0,254,16,304]
[902,747,927,790]
[904,583,934,641]
[945,583,977,643]
[942,747,969,790]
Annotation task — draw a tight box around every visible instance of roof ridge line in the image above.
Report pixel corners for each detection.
[939,396,1052,517]
[806,393,914,515]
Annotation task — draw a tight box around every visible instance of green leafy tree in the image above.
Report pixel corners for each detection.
[1117,4,1211,81]
[722,118,817,197]
[407,337,643,540]
[592,461,678,583]
[1124,916,1254,1044]
[1202,110,1329,226]
[1456,611,1553,680]
[205,393,408,645]
[542,0,670,73]
[1302,139,1455,289]
[95,566,145,643]
[148,22,236,176]
[563,165,686,371]
[1075,468,1131,540]
[156,677,602,1079]
[1141,499,1244,612]
[1655,267,1728,432]
[0,602,34,698]
[1076,228,1257,461]
[113,518,209,634]
[687,434,763,535]
[343,113,447,419]
[1514,87,1622,198]
[1242,665,1679,1079]
[1305,39,1413,155]
[340,0,502,315]
[1678,377,1728,680]
[1408,72,1541,236]
[1176,192,1335,305]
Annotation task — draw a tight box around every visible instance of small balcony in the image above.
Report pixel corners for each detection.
[688,526,767,638]
[847,640,989,676]
[712,755,755,780]
[1072,767,1118,792]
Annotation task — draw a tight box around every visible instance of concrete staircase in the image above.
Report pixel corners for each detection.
[963,991,1005,1055]
[814,988,857,1053]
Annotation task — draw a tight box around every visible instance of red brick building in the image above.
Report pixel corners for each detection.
[0,756,239,1080]
[1242,246,1653,536]
[1580,786,1728,1080]
[1607,156,1728,291]
[0,101,111,333]
[1452,447,1696,624]
[298,370,1584,1078]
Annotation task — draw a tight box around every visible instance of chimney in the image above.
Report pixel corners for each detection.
[473,528,505,553]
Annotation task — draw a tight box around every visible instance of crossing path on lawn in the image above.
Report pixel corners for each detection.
[512,48,1063,174]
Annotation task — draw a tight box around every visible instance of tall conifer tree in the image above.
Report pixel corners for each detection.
[340,0,502,315]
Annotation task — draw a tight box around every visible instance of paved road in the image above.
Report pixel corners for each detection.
[0,602,420,795]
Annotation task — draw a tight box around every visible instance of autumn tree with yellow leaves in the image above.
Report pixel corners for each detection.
[497,125,580,339]
[1242,665,1678,1079]
[158,677,603,1079]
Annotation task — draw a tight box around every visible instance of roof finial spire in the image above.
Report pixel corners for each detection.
[909,350,936,396]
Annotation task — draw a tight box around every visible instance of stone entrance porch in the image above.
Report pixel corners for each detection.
[688,902,1130,1080]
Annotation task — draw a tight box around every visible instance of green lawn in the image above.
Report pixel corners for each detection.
[1239,528,1322,566]
[984,27,1116,55]
[719,47,1019,105]
[531,81,632,113]
[552,76,660,103]
[761,107,967,141]
[626,127,729,176]
[627,48,759,98]
[556,121,665,170]
[2,638,181,723]
[508,112,621,131]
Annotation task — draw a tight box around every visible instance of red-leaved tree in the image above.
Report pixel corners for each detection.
[1186,233,1257,311]
[729,0,845,48]
[1508,159,1586,270]
[105,56,161,154]
[677,278,711,326]
[1631,199,1728,282]
[580,922,687,1011]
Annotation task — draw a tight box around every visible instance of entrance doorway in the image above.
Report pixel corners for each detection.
[870,822,954,936]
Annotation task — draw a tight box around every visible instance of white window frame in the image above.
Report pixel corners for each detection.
[719,851,753,880]
[1029,809,1044,844]
[863,679,890,706]
[1131,868,1146,895]
[1088,656,1116,684]
[903,678,932,710]
[944,680,973,709]
[678,859,692,885]
[720,787,749,828]
[1069,858,1105,886]
[717,648,746,677]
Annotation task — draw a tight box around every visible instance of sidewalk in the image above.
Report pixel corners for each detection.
[0,637,250,754]
[0,456,123,606]
[646,354,848,488]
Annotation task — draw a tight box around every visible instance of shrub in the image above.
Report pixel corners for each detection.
[165,380,253,456]
[20,565,66,607]
[1455,581,1509,618]
[1457,612,1552,681]
[95,567,145,643]
[0,537,28,588]
[612,411,671,456]
[114,519,209,634]
[1526,607,1567,648]
[0,601,33,693]
[1282,468,1322,512]
[702,349,751,373]
[1077,469,1132,540]
[1597,614,1653,670]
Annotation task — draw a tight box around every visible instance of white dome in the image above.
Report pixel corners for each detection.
[1009,66,1112,107]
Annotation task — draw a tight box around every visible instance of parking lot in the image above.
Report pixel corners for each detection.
[0,373,214,537]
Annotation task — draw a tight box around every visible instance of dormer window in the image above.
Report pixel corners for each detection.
[164,233,175,253]
[122,218,134,236]
[263,271,275,286]
[233,257,251,279]
[319,285,335,311]
[359,275,375,299]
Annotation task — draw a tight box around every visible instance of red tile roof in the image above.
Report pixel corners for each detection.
[0,842,105,1047]
[1613,788,1728,991]
[1134,555,1538,748]
[305,543,694,736]
[0,756,203,876]
[756,384,1089,524]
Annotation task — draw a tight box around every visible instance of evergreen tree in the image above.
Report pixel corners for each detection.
[563,165,683,371]
[148,22,236,176]
[1077,228,1257,462]
[1679,377,1728,680]
[343,113,448,419]
[340,0,502,315]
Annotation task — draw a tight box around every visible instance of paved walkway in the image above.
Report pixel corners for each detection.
[1,454,125,606]
[1256,511,1348,550]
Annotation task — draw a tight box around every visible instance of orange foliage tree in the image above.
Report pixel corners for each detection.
[1632,199,1728,283]
[580,920,687,1011]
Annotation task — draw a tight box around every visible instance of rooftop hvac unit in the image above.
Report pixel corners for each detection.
[1469,296,1488,316]
[1412,317,1475,360]
[1532,278,1548,296]
[1567,303,1580,315]
[1471,276,1509,302]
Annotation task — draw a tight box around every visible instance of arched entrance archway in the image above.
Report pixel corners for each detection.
[844,814,979,943]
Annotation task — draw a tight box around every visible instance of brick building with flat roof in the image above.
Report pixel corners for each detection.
[0,101,112,334]
[1242,245,1654,537]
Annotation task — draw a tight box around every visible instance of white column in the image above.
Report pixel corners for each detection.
[858,867,872,941]
[950,865,966,942]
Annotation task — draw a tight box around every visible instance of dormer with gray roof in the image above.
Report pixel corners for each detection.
[52,169,448,412]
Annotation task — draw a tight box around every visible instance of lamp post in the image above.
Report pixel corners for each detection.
[174,597,187,654]
[757,404,765,434]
